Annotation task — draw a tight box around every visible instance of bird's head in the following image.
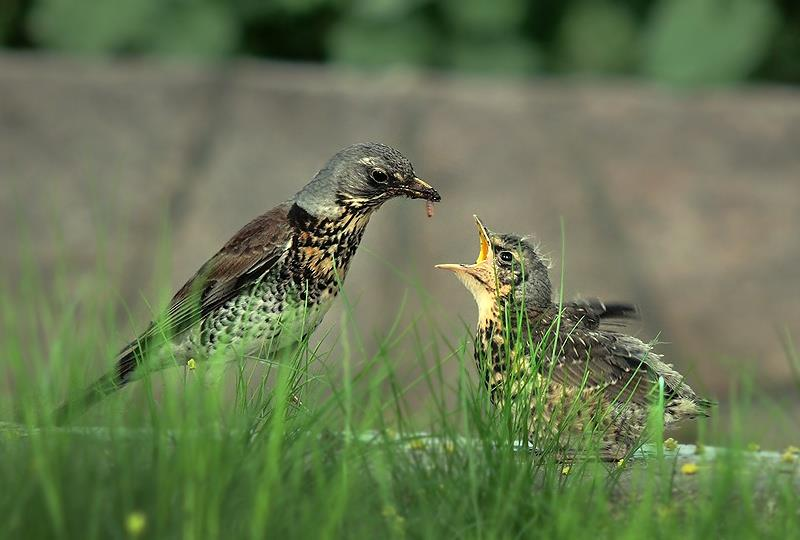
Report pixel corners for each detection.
[297,142,441,217]
[436,216,552,317]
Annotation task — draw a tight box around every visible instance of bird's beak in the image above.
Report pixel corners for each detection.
[434,262,472,275]
[473,215,493,264]
[435,215,494,277]
[397,177,442,202]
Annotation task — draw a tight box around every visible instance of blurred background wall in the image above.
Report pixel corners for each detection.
[1,0,799,443]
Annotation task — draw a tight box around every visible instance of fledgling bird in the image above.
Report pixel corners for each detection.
[56,142,441,421]
[436,217,710,460]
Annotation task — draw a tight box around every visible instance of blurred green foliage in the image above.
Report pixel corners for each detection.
[644,0,779,84]
[0,0,797,84]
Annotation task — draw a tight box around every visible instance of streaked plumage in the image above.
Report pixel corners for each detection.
[437,217,711,460]
[56,142,441,421]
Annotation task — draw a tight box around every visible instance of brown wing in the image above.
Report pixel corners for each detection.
[562,298,639,330]
[54,202,297,422]
[524,306,670,407]
[116,202,295,378]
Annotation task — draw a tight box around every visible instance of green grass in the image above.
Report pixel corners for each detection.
[1,248,799,539]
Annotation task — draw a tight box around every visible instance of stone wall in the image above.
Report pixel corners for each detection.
[2,54,799,442]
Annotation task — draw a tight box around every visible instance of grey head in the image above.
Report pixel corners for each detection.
[295,142,441,218]
[488,229,552,309]
[436,216,553,312]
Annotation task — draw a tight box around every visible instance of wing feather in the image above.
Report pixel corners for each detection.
[54,202,298,422]
[116,202,295,378]
[562,298,639,330]
[522,306,674,408]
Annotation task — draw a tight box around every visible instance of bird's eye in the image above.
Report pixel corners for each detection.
[498,251,514,264]
[370,169,389,184]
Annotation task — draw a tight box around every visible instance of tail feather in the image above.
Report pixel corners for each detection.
[693,397,715,418]
[53,347,142,425]
[666,396,715,421]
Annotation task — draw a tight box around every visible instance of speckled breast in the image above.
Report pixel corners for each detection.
[193,206,373,359]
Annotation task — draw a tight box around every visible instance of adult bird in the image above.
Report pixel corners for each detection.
[56,142,441,421]
[436,217,710,460]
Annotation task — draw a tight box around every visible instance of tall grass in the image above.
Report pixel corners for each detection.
[1,245,798,539]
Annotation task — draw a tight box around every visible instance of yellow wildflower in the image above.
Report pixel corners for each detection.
[616,459,625,469]
[186,358,197,371]
[125,512,147,537]
[781,451,797,464]
[408,439,427,451]
[681,462,699,475]
[784,445,799,455]
[561,466,571,476]
[663,437,678,451]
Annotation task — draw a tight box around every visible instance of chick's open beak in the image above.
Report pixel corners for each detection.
[435,215,494,276]
[397,177,442,202]
[474,215,492,264]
